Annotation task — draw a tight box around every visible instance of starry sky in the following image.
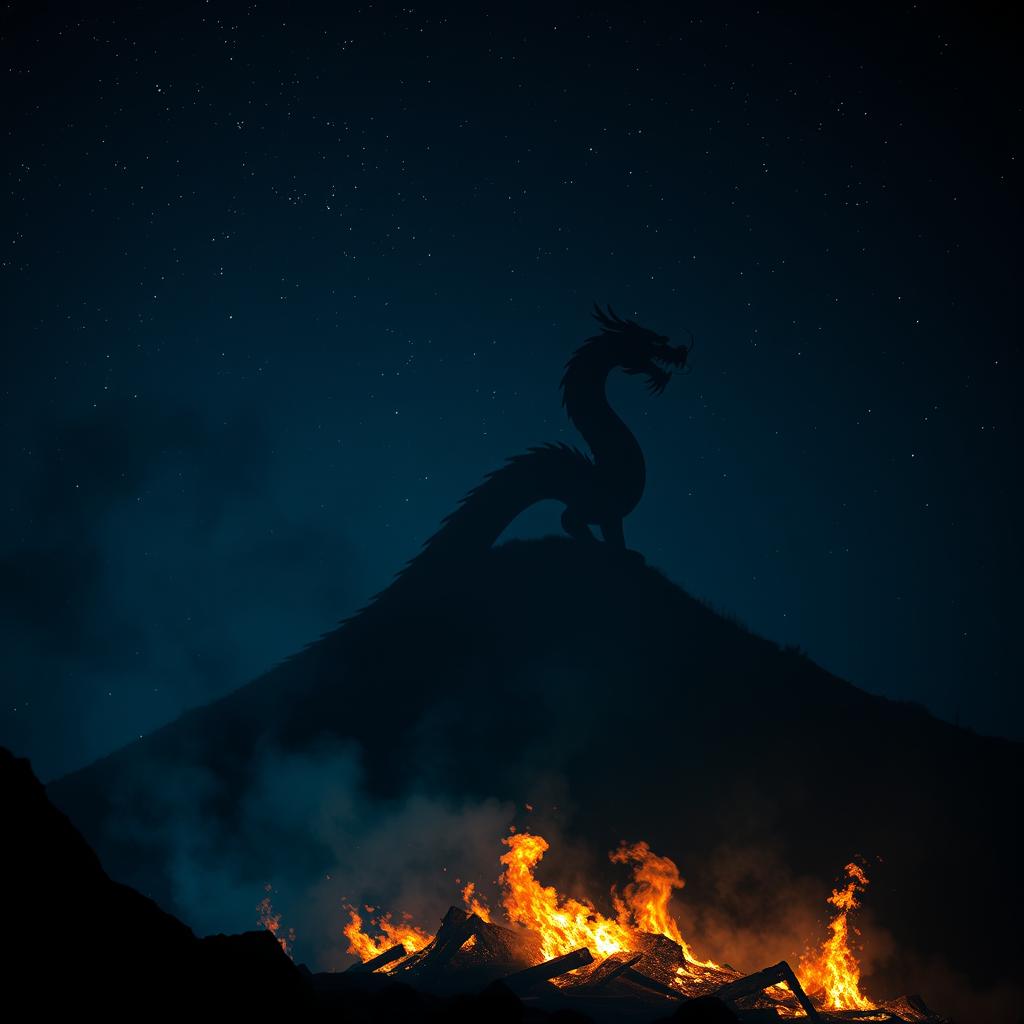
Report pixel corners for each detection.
[2,4,1020,781]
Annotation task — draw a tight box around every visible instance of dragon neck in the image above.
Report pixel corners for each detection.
[560,338,645,490]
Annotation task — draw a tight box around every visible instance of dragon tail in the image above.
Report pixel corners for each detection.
[357,443,594,611]
[421,442,592,554]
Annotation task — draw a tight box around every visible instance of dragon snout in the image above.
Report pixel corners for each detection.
[657,344,690,369]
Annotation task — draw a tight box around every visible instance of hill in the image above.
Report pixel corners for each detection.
[48,538,1022,1021]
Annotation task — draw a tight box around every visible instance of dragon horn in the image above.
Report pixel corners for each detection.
[606,304,626,325]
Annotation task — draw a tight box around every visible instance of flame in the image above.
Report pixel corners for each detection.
[343,905,432,962]
[610,840,720,969]
[257,885,295,957]
[461,882,492,923]
[500,832,635,961]
[334,830,878,1019]
[498,831,712,968]
[796,862,877,1011]
[340,832,713,969]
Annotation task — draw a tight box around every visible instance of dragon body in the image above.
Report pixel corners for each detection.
[392,305,690,583]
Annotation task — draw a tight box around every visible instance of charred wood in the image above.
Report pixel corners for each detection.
[453,917,542,969]
[389,907,483,979]
[428,907,482,966]
[500,947,594,993]
[712,961,819,1022]
[622,964,686,999]
[573,951,644,991]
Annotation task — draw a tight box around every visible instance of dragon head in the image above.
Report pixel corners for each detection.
[592,303,692,395]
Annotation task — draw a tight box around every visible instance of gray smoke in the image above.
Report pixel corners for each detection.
[109,740,515,970]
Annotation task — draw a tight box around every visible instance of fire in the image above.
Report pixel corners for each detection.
[342,832,714,968]
[343,905,432,961]
[610,840,720,969]
[336,831,878,1019]
[796,862,877,1011]
[500,832,636,961]
[461,882,492,923]
[498,832,715,968]
[257,885,295,957]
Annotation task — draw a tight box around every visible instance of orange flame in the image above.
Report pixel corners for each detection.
[343,905,432,962]
[796,862,876,1011]
[610,840,720,969]
[257,885,295,958]
[461,882,492,923]
[497,831,713,968]
[500,832,635,961]
[339,832,714,969]
[334,830,879,1017]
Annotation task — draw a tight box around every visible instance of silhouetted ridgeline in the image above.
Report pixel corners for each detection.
[2,747,309,1014]
[48,538,1022,1022]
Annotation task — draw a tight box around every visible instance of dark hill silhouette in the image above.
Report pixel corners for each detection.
[2,747,309,1014]
[49,538,1022,1022]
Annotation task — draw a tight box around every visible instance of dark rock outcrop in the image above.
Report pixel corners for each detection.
[2,745,308,1013]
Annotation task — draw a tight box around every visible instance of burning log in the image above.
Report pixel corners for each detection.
[880,994,948,1022]
[712,961,821,1022]
[622,965,686,999]
[500,947,594,993]
[345,943,407,973]
[457,916,542,968]
[574,951,644,990]
[427,907,483,965]
[627,932,714,994]
[393,907,483,978]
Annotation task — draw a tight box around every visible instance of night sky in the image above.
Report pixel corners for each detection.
[3,4,1020,781]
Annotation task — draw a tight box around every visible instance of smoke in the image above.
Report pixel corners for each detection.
[883,951,1023,1024]
[94,740,1023,1022]
[666,843,1023,1024]
[107,739,515,970]
[0,398,360,780]
[669,842,841,973]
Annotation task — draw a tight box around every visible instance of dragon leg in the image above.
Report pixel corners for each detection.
[561,507,597,543]
[600,519,626,549]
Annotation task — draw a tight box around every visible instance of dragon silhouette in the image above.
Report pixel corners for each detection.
[393,304,691,584]
[349,305,693,617]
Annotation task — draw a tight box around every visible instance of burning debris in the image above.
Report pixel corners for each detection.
[324,831,949,1023]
